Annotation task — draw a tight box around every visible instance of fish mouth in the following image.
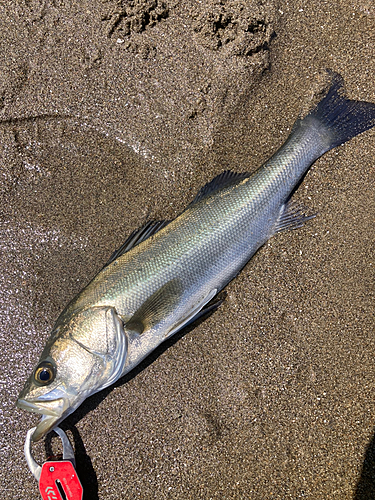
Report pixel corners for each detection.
[16,397,68,441]
[32,414,62,442]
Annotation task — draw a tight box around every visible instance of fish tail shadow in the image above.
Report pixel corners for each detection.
[305,70,375,151]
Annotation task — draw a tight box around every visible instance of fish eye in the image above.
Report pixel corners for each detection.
[34,360,56,386]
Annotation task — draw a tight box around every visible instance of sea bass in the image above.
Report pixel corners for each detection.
[17,72,375,441]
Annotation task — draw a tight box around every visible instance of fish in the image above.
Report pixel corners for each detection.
[17,71,375,441]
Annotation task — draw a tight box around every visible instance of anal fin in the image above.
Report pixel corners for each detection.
[275,200,316,233]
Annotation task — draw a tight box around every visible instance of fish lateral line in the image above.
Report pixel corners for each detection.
[16,70,375,443]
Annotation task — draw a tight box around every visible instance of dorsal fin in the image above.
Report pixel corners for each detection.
[190,170,250,205]
[104,220,169,268]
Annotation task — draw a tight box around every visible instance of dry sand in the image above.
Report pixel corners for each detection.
[0,0,374,498]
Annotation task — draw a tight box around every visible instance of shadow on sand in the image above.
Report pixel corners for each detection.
[56,296,224,500]
[354,430,375,499]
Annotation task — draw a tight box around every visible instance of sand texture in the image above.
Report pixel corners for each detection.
[1,0,374,498]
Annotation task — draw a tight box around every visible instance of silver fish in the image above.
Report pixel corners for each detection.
[17,71,375,441]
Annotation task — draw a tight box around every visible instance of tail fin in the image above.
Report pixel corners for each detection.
[308,70,375,150]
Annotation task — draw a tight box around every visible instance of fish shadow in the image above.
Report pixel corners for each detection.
[354,429,375,499]
[58,296,225,495]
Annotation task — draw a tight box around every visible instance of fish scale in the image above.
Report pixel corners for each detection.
[17,71,375,442]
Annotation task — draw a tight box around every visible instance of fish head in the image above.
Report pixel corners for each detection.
[17,305,127,441]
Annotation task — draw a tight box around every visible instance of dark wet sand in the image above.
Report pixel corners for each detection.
[1,1,374,498]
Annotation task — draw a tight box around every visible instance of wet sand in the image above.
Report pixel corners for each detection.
[1,0,374,498]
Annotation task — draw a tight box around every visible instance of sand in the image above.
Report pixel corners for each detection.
[0,0,374,498]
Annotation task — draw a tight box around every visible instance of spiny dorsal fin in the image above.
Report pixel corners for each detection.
[104,220,169,268]
[275,200,316,233]
[191,170,250,205]
[125,278,183,334]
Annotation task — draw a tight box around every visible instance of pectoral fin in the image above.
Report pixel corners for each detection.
[125,278,183,334]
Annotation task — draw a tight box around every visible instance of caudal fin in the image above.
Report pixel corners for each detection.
[308,70,375,150]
